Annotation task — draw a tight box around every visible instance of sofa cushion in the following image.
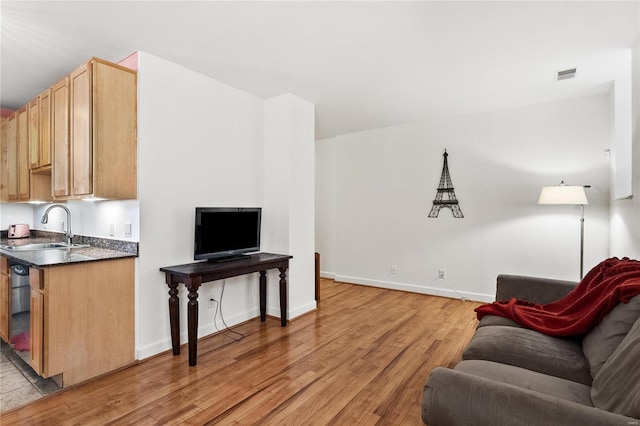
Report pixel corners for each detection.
[496,274,577,304]
[582,294,640,378]
[422,367,638,426]
[591,316,640,418]
[476,315,522,329]
[462,325,592,385]
[454,360,593,406]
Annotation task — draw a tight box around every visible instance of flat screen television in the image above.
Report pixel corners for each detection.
[194,207,262,261]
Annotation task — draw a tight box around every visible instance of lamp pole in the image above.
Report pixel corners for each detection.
[538,182,589,282]
[580,204,584,280]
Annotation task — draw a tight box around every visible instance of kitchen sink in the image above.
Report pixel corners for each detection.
[0,242,89,251]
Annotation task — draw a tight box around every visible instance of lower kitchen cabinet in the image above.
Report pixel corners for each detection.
[29,257,135,386]
[0,257,11,342]
[30,286,44,374]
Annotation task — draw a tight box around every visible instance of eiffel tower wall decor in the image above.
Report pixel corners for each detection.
[429,149,464,218]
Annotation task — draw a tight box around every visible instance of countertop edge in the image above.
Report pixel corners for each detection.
[0,250,137,268]
[0,235,138,267]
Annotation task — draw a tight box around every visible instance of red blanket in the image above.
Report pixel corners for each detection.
[475,257,640,336]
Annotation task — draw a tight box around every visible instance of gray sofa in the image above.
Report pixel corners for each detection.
[422,274,640,426]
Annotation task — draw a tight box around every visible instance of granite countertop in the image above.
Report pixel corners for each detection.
[0,233,138,267]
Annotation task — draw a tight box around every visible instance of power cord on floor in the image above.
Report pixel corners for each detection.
[434,275,467,302]
[209,279,245,342]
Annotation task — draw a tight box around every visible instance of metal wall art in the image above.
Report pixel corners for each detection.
[428,149,464,218]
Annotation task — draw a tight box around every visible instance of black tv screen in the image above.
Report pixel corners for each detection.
[194,207,261,261]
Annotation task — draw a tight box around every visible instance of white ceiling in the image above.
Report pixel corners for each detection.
[1,1,638,139]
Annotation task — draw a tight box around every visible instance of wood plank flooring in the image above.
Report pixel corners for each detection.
[0,279,481,425]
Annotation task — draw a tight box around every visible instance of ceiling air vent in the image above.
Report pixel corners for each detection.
[556,68,577,81]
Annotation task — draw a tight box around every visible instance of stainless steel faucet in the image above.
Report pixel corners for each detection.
[41,204,73,245]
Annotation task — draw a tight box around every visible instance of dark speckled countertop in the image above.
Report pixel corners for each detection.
[0,231,138,267]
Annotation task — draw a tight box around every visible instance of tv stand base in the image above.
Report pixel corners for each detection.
[160,253,293,366]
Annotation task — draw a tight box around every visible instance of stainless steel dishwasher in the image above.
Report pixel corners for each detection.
[10,261,30,314]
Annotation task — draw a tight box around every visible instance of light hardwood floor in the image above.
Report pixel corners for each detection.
[0,279,481,425]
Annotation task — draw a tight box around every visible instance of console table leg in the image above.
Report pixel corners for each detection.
[186,280,201,366]
[279,267,288,327]
[167,280,180,356]
[259,271,267,322]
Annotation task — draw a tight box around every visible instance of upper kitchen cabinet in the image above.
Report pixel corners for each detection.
[5,114,17,200]
[28,97,39,169]
[17,107,30,200]
[53,58,137,200]
[4,107,32,202]
[52,76,70,198]
[40,89,52,168]
[24,94,54,203]
[29,89,52,171]
[29,88,54,203]
[0,91,54,204]
[0,117,8,201]
[3,96,53,203]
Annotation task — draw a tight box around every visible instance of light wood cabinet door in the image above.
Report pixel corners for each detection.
[27,90,52,172]
[0,257,11,343]
[91,59,137,199]
[70,63,92,196]
[32,259,134,386]
[30,288,44,375]
[1,117,9,202]
[17,107,30,200]
[52,77,70,198]
[60,59,137,200]
[28,98,40,169]
[28,89,54,203]
[7,114,18,200]
[0,273,10,343]
[39,89,52,168]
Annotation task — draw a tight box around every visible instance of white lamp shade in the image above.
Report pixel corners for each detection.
[538,184,588,205]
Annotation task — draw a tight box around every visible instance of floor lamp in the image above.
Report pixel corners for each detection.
[538,181,589,279]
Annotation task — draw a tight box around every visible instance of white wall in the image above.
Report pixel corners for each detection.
[0,203,33,229]
[316,95,611,302]
[315,138,337,277]
[263,95,316,319]
[1,199,139,242]
[610,50,634,201]
[610,39,640,259]
[136,52,264,358]
[136,52,316,359]
[29,200,139,241]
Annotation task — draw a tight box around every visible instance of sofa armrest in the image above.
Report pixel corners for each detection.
[496,274,577,304]
[422,367,637,426]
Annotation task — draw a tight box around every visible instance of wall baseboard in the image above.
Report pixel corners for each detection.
[320,271,335,279]
[334,274,494,303]
[291,301,317,319]
[136,307,260,360]
[137,298,318,360]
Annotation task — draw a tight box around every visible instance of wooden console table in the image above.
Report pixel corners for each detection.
[160,253,293,366]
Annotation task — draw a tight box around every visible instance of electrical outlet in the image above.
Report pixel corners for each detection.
[124,223,132,238]
[390,265,397,274]
[208,298,216,309]
[438,269,446,279]
[109,223,115,236]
